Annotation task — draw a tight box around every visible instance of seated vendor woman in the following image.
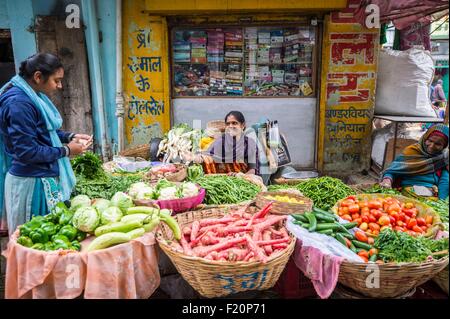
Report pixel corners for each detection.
[380,124,449,200]
[197,111,260,176]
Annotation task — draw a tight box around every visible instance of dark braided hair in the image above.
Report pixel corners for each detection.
[18,53,63,81]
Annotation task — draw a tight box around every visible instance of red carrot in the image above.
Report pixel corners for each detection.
[272,243,288,249]
[218,226,253,237]
[182,226,191,236]
[199,217,237,227]
[190,221,200,242]
[195,237,246,257]
[246,203,273,227]
[262,230,273,255]
[255,238,290,246]
[243,213,253,220]
[245,234,268,263]
[254,215,287,231]
[243,251,255,262]
[269,227,283,237]
[180,236,193,256]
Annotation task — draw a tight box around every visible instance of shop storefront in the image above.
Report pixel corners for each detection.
[122,0,380,174]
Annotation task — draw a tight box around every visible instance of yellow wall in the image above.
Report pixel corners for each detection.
[123,0,170,147]
[318,13,380,173]
[144,0,347,14]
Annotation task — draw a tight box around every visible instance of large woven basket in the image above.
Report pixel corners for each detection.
[432,265,449,295]
[255,191,313,215]
[338,256,449,298]
[207,120,226,132]
[333,283,416,299]
[144,164,187,183]
[156,207,295,298]
[272,177,305,185]
[119,144,150,160]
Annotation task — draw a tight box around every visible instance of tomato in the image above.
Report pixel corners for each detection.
[412,225,424,233]
[420,225,428,232]
[380,225,392,232]
[425,215,433,225]
[366,229,373,234]
[404,216,411,225]
[394,226,404,232]
[355,218,362,225]
[359,256,369,263]
[404,202,414,209]
[346,195,357,201]
[426,223,432,228]
[387,203,401,214]
[348,204,360,214]
[359,201,369,208]
[407,230,417,237]
[407,218,417,229]
[357,250,369,259]
[361,207,370,215]
[370,209,382,219]
[355,230,368,243]
[403,208,414,217]
[369,223,380,231]
[378,215,391,226]
[340,199,355,207]
[367,237,375,245]
[396,220,404,227]
[398,212,406,222]
[416,217,426,226]
[359,222,369,231]
[368,200,382,209]
[369,248,378,256]
[342,214,352,222]
[389,216,396,225]
[368,215,377,223]
[342,207,349,215]
[351,213,360,221]
[389,211,399,219]
[361,215,369,223]
[372,230,380,236]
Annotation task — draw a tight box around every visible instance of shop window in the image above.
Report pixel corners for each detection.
[172,25,316,97]
[0,30,15,87]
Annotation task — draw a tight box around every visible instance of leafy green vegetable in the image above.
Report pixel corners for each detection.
[420,198,449,226]
[375,228,448,263]
[71,152,106,180]
[73,174,142,200]
[363,184,402,195]
[187,164,204,182]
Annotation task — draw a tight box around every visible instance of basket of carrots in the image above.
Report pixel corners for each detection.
[156,203,295,298]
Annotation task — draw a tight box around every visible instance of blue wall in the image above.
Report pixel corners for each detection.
[0,0,9,28]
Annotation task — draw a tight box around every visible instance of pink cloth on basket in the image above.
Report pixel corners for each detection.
[2,230,160,299]
[292,239,344,299]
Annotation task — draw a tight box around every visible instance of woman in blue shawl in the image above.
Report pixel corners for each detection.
[0,53,92,235]
[380,124,449,200]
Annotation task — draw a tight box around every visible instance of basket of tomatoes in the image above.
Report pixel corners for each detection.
[331,194,443,238]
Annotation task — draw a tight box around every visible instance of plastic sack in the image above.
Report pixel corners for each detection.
[375,48,436,117]
[286,216,363,263]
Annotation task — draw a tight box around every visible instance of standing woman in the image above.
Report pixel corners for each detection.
[0,53,92,235]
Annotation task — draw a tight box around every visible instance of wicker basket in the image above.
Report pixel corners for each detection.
[432,265,449,295]
[338,256,449,298]
[273,177,306,185]
[255,191,313,215]
[207,120,226,132]
[119,144,150,160]
[144,164,188,183]
[156,208,295,298]
[333,283,416,299]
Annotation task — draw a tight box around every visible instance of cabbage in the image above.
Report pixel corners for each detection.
[92,198,110,213]
[158,187,178,200]
[72,206,100,232]
[110,191,134,213]
[135,186,154,200]
[100,206,123,225]
[128,182,150,199]
[70,195,91,212]
[182,182,199,198]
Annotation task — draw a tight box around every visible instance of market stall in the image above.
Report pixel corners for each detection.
[2,150,448,299]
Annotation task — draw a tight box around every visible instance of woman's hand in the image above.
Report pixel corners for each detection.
[67,140,91,156]
[380,178,392,188]
[73,134,93,148]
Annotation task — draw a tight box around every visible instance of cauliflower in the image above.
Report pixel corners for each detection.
[128,182,150,199]
[135,186,155,200]
[158,187,178,200]
[181,182,199,198]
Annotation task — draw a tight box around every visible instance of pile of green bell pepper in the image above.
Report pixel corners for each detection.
[16,202,87,252]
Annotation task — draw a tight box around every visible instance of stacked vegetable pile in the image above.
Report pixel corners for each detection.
[128,179,200,201]
[17,202,87,251]
[335,195,438,237]
[292,207,380,263]
[71,152,142,199]
[268,176,356,210]
[171,203,291,263]
[192,175,261,205]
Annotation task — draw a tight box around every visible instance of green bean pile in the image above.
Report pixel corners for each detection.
[267,177,355,210]
[195,175,261,205]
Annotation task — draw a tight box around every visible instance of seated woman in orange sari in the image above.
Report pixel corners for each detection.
[201,111,260,176]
